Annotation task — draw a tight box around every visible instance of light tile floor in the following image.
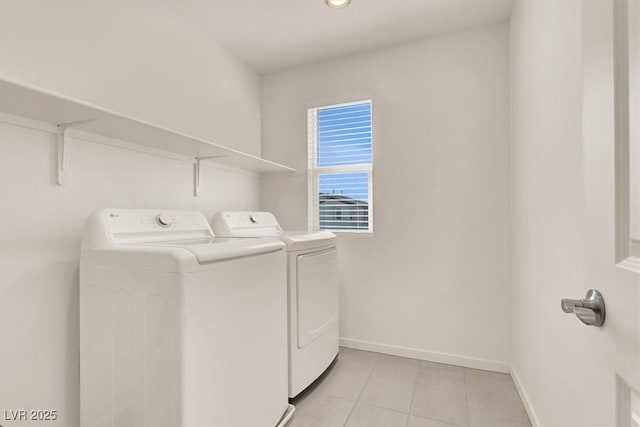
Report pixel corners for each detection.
[288,348,531,427]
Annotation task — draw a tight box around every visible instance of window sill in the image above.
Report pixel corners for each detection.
[331,231,374,238]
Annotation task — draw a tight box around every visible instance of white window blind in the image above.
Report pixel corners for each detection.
[308,100,373,233]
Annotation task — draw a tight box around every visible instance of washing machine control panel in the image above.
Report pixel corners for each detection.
[103,210,211,235]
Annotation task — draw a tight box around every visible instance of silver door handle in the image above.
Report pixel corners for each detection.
[561,289,605,326]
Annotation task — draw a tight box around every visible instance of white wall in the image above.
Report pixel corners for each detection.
[509,1,588,425]
[0,1,261,156]
[0,3,263,426]
[261,23,512,370]
[629,0,640,241]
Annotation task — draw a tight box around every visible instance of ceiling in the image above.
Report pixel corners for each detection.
[166,0,514,74]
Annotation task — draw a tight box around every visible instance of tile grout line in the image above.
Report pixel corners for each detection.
[341,353,380,427]
[361,355,420,417]
[407,364,468,427]
[332,350,478,427]
[355,354,381,402]
[406,362,421,427]
[331,350,475,427]
[354,401,413,416]
[463,368,471,427]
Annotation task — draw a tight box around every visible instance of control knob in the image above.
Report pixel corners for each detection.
[156,214,172,227]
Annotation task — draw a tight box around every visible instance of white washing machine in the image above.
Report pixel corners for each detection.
[79,209,294,427]
[211,211,338,398]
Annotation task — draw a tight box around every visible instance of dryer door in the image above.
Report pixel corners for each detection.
[296,248,338,349]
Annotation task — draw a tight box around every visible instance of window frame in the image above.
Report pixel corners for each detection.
[307,99,374,234]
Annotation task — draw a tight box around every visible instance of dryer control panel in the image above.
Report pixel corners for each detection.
[212,211,282,237]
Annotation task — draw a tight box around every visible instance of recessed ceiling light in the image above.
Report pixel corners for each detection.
[326,0,350,9]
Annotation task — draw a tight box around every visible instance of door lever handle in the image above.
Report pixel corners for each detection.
[561,289,605,326]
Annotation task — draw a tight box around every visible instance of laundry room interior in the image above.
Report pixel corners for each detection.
[0,1,639,427]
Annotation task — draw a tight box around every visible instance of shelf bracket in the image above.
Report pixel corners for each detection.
[56,119,96,185]
[194,156,225,197]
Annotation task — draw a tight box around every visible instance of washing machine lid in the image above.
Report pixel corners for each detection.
[138,236,283,264]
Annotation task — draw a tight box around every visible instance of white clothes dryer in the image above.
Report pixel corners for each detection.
[211,211,338,398]
[80,209,294,426]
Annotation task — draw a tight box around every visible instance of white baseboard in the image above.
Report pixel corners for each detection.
[339,337,511,373]
[510,366,540,427]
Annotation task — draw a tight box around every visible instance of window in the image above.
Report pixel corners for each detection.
[308,100,373,233]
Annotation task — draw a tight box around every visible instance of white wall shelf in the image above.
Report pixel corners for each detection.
[0,78,295,194]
